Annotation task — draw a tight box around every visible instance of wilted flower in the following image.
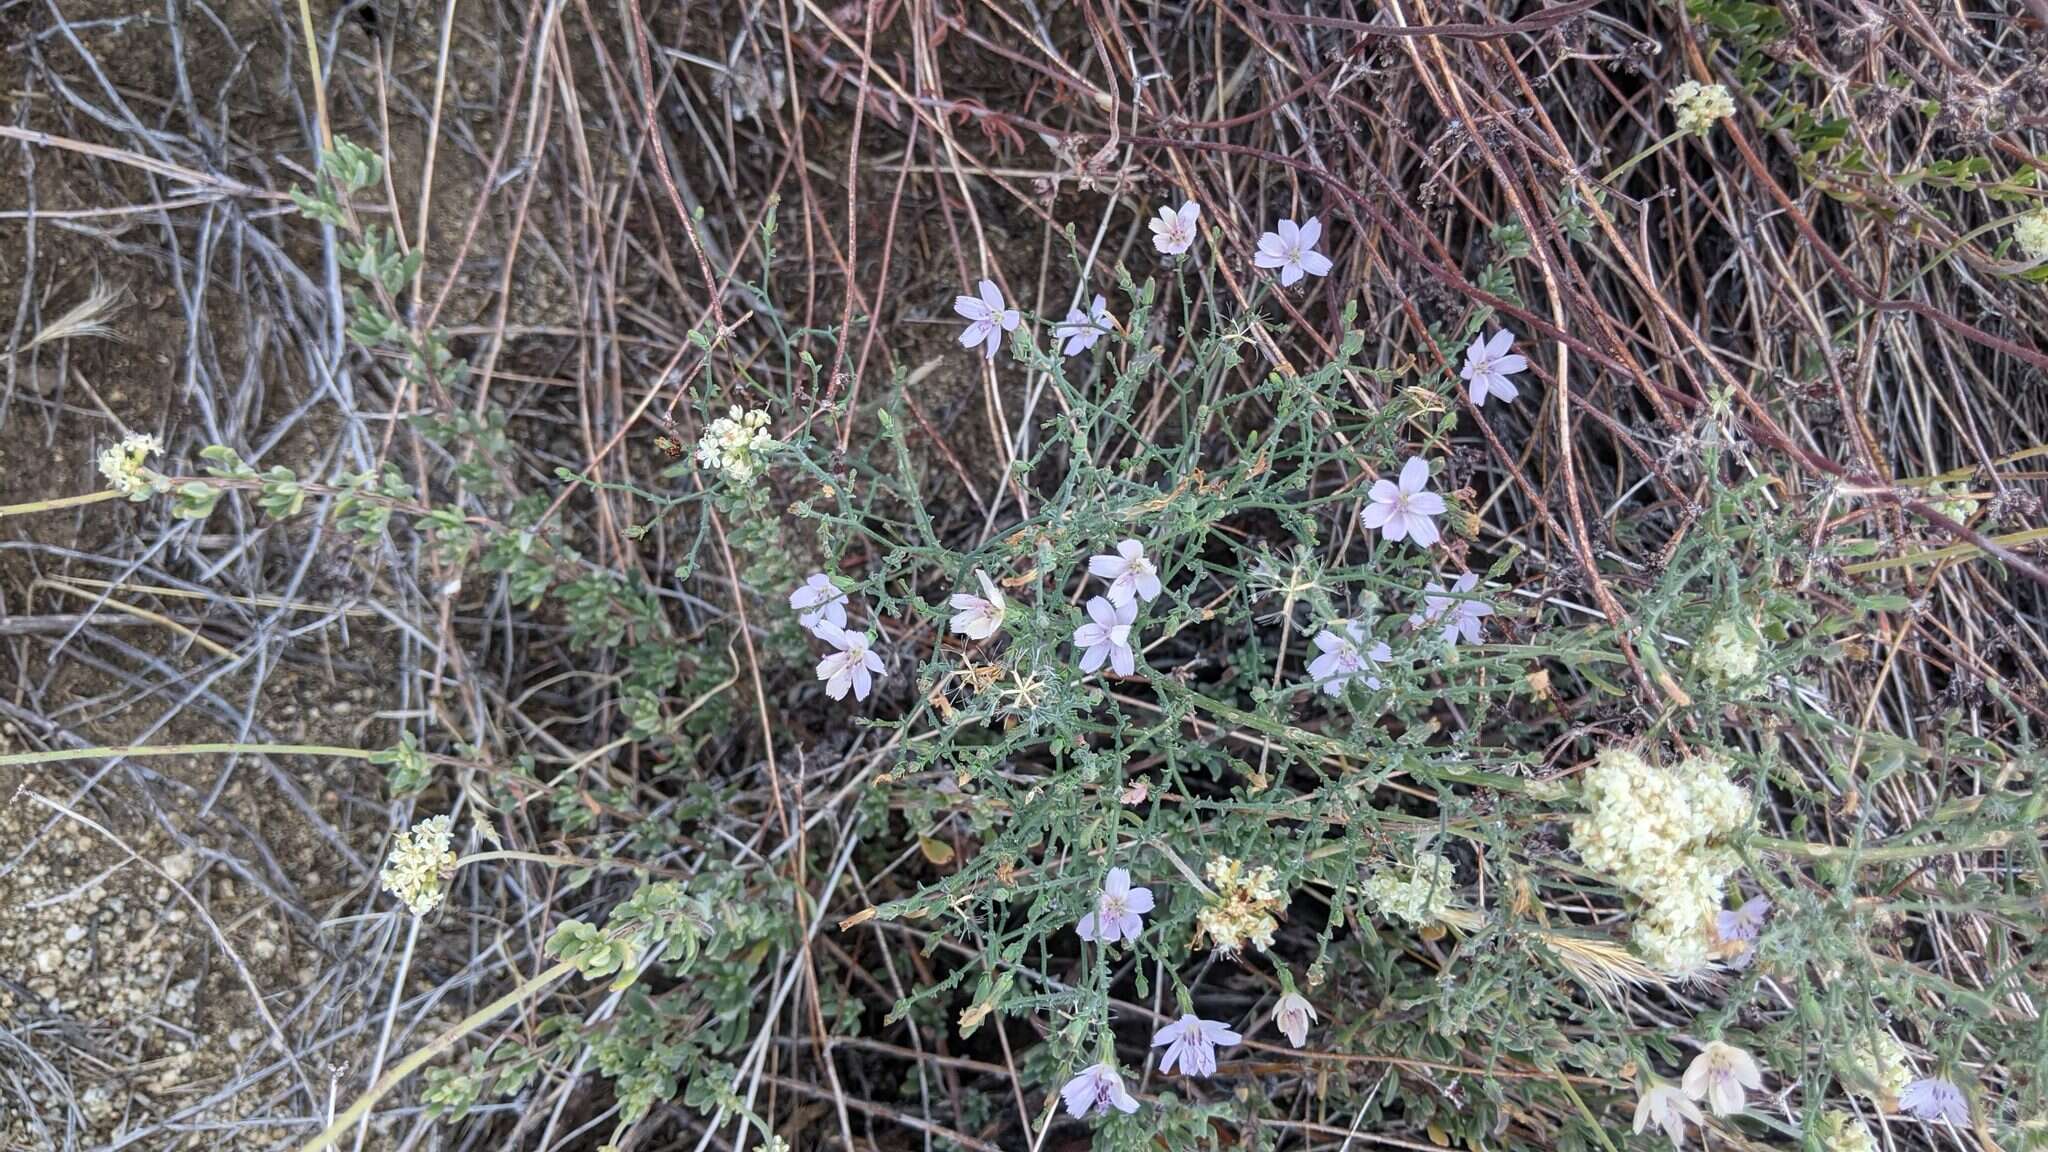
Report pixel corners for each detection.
[1054,294,1113,356]
[1461,330,1527,407]
[1088,539,1162,606]
[1307,619,1392,696]
[814,622,885,701]
[1254,216,1333,287]
[1682,1041,1763,1117]
[2013,210,2048,262]
[1899,1078,1969,1125]
[1362,457,1446,547]
[1668,80,1736,134]
[1713,895,1770,969]
[1075,866,1155,944]
[1411,573,1491,645]
[1273,992,1317,1049]
[948,569,1006,641]
[1073,595,1139,677]
[1194,856,1284,955]
[380,815,458,916]
[1152,1013,1240,1078]
[1060,1061,1139,1118]
[790,572,848,633]
[98,432,168,500]
[955,278,1020,361]
[1634,1080,1705,1150]
[1150,200,1200,256]
[695,407,776,481]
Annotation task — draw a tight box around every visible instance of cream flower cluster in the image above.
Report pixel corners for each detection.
[694,407,776,482]
[1841,1030,1911,1104]
[2013,210,2048,263]
[1361,851,1458,928]
[98,432,168,500]
[1571,749,1751,974]
[1668,81,1736,135]
[1819,1111,1877,1152]
[380,815,459,916]
[1695,618,1762,685]
[1194,856,1284,955]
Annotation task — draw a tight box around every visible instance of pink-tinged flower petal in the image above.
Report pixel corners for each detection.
[1297,215,1321,249]
[1408,491,1448,516]
[1486,328,1515,358]
[1079,642,1109,672]
[1111,643,1135,676]
[1124,886,1154,914]
[1899,1079,1968,1125]
[1299,249,1333,278]
[1276,218,1300,245]
[1398,456,1431,493]
[1087,596,1119,628]
[1494,353,1528,374]
[978,278,1004,312]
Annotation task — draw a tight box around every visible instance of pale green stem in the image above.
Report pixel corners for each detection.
[0,742,372,768]
[0,489,122,519]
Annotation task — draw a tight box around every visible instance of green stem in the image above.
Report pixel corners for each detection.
[1753,829,2016,863]
[294,959,576,1152]
[0,489,122,519]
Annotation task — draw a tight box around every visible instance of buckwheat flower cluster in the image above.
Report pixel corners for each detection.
[1668,80,1736,135]
[694,406,775,482]
[1570,749,1751,974]
[1361,851,1458,928]
[2013,210,2048,262]
[380,814,458,916]
[1841,1030,1912,1104]
[1695,617,1762,685]
[1819,1111,1877,1152]
[98,432,168,500]
[1194,856,1284,955]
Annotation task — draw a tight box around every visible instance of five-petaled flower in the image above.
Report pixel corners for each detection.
[1088,539,1162,606]
[955,278,1020,361]
[1682,1041,1763,1117]
[1076,866,1155,944]
[1899,1078,1969,1125]
[1462,330,1527,407]
[1073,596,1139,677]
[1150,200,1201,256]
[814,622,885,701]
[1060,1062,1140,1118]
[1273,992,1317,1049]
[1307,620,1392,696]
[1362,457,1447,547]
[790,572,848,634]
[1055,294,1114,357]
[948,569,1006,641]
[1411,573,1492,645]
[1152,1013,1241,1078]
[1714,895,1771,969]
[1255,216,1333,287]
[1634,1080,1705,1150]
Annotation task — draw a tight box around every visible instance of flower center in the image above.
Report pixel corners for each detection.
[1101,894,1128,919]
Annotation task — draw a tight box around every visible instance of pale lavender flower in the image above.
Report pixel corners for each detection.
[1715,895,1771,969]
[1461,329,1528,407]
[948,569,1006,641]
[1307,620,1392,696]
[1361,457,1447,547]
[1255,216,1333,287]
[1073,596,1139,677]
[1682,1041,1763,1117]
[1055,294,1113,356]
[1087,539,1162,606]
[955,278,1020,361]
[813,622,885,701]
[1075,866,1155,944]
[1634,1081,1704,1150]
[1899,1078,1969,1125]
[1273,992,1317,1049]
[1152,1013,1241,1078]
[790,572,848,633]
[1150,200,1201,256]
[1410,573,1491,645]
[1060,1061,1140,1118]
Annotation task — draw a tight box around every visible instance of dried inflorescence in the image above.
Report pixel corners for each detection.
[380,815,459,917]
[1361,851,1460,928]
[1194,857,1285,955]
[694,407,776,482]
